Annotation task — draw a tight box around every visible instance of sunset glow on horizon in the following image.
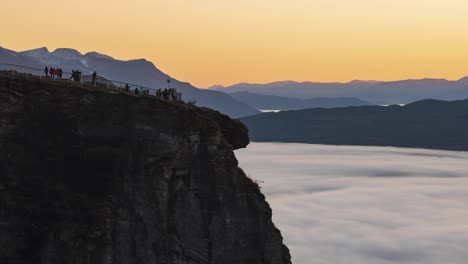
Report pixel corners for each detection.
[2,0,468,87]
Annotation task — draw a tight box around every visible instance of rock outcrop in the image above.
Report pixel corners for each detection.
[0,76,291,264]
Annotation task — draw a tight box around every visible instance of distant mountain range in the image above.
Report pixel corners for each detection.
[241,98,468,151]
[212,79,468,105]
[0,46,259,118]
[230,91,371,110]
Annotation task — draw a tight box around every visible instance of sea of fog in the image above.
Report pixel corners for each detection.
[235,143,468,264]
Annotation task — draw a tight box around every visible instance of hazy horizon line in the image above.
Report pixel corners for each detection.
[205,76,468,89]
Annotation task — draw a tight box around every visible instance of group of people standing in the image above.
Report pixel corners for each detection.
[125,84,150,96]
[156,88,182,101]
[44,66,63,80]
[123,84,181,101]
[44,66,96,85]
[42,66,182,101]
[71,70,82,82]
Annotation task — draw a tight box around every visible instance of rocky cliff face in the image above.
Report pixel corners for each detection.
[0,76,291,264]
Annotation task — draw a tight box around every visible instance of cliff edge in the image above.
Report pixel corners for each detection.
[0,76,291,264]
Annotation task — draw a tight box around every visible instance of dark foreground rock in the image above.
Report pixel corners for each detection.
[0,77,291,264]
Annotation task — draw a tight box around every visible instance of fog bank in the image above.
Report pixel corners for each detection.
[236,143,468,264]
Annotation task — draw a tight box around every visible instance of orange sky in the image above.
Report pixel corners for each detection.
[2,0,468,87]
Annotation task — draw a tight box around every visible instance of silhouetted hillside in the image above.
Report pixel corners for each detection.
[230,91,371,111]
[241,99,468,151]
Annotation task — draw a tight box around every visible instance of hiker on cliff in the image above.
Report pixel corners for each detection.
[171,88,178,101]
[162,89,169,100]
[92,71,97,86]
[50,68,55,79]
[125,84,130,93]
[58,68,63,79]
[155,89,161,99]
[134,87,140,96]
[72,70,82,82]
[170,89,175,101]
[44,66,49,78]
[71,70,76,81]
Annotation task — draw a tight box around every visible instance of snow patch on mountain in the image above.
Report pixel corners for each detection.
[80,59,89,67]
[85,52,114,60]
[52,48,83,60]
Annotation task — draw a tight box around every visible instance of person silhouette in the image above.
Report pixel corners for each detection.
[92,71,97,86]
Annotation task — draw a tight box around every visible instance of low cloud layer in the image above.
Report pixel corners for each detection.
[236,143,468,264]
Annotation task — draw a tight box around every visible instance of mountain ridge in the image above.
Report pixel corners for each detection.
[212,78,468,105]
[212,77,468,88]
[230,91,371,111]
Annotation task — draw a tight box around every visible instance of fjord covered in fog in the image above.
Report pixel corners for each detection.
[4,1,468,263]
[236,143,468,264]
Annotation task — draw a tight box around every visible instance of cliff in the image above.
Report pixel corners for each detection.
[0,76,291,264]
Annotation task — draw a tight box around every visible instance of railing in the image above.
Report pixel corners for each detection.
[0,63,182,100]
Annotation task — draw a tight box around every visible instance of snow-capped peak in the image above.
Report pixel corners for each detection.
[20,47,50,58]
[52,48,83,60]
[84,52,114,60]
